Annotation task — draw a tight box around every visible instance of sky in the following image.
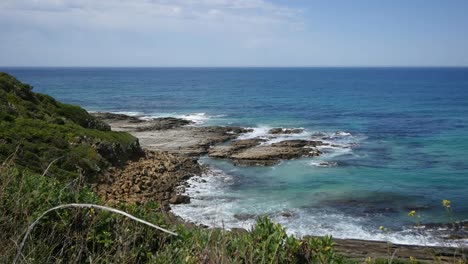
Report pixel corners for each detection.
[0,0,467,67]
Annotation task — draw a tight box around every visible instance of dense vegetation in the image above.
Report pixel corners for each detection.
[0,73,452,263]
[0,73,141,179]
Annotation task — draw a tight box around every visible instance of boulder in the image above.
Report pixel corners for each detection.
[169,194,191,204]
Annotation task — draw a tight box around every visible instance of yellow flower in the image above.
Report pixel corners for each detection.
[442,199,451,208]
[409,256,417,264]
[365,256,373,264]
[408,210,416,217]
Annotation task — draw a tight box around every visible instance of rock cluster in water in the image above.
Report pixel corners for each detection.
[91,112,327,208]
[209,138,322,166]
[94,112,323,166]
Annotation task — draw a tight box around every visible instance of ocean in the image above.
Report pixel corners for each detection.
[2,67,468,246]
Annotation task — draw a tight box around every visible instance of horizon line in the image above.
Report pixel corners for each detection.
[2,65,468,69]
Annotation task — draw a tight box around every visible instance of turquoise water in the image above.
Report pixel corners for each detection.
[2,67,468,245]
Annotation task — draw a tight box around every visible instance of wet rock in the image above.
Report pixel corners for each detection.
[233,213,257,221]
[318,162,338,167]
[208,138,266,159]
[135,117,193,131]
[229,140,322,166]
[403,204,431,211]
[269,128,304,134]
[210,138,322,166]
[169,194,191,204]
[231,138,266,150]
[281,212,293,218]
[92,112,144,123]
[362,207,398,215]
[421,221,468,231]
[271,139,322,148]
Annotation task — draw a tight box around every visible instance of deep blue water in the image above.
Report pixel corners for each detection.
[2,67,468,245]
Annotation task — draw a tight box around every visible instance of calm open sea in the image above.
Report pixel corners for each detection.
[3,67,468,245]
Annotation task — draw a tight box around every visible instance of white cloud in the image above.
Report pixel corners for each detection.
[0,0,308,66]
[0,0,303,33]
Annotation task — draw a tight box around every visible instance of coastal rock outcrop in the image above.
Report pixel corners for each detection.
[95,112,325,165]
[209,139,323,166]
[93,112,253,156]
[93,112,193,131]
[92,150,202,206]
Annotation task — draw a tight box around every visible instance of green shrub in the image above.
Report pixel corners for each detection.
[0,72,141,179]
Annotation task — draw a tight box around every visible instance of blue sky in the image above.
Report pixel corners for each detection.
[0,0,467,67]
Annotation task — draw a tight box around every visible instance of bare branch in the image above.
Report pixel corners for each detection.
[41,156,63,177]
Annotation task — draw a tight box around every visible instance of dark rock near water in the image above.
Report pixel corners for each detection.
[317,161,338,167]
[233,213,257,221]
[269,128,304,134]
[403,204,432,211]
[93,112,193,131]
[280,212,293,218]
[136,117,193,131]
[92,112,144,123]
[170,194,191,204]
[229,140,322,166]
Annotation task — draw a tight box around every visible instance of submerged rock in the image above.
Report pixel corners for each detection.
[268,128,304,134]
[280,212,294,218]
[233,213,257,221]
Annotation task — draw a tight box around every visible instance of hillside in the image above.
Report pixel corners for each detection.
[0,72,142,179]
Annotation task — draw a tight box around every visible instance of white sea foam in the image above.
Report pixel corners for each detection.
[175,113,211,124]
[236,126,273,140]
[235,125,363,168]
[172,168,465,247]
[107,111,225,124]
[110,111,145,116]
[172,125,463,247]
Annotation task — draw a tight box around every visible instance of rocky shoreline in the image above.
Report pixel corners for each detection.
[92,150,203,210]
[92,112,466,262]
[93,112,323,164]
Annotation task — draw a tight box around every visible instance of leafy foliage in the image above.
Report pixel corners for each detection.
[0,72,142,178]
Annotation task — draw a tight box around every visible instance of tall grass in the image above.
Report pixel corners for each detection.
[0,156,354,263]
